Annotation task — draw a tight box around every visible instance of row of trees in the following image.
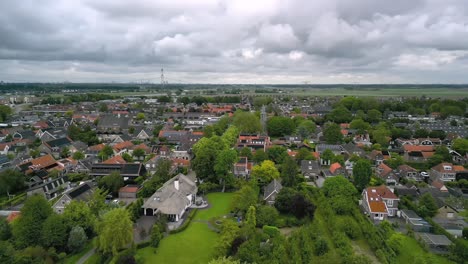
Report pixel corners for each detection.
[0,190,134,263]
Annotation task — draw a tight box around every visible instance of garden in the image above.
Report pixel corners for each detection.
[136,192,234,264]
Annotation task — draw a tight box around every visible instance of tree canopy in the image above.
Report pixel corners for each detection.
[96,208,133,256]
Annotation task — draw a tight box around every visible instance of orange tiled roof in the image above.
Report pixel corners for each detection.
[31,154,57,168]
[89,143,106,152]
[113,141,134,151]
[329,162,342,174]
[6,212,20,223]
[369,201,388,213]
[403,145,434,152]
[103,155,126,164]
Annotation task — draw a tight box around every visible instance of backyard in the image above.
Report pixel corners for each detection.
[136,192,234,264]
[395,235,455,264]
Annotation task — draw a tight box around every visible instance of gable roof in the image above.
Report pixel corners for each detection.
[264,179,283,200]
[329,162,342,174]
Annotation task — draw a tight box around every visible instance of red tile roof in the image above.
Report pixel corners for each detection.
[403,145,434,152]
[119,186,139,193]
[329,162,342,174]
[103,155,126,164]
[369,201,388,213]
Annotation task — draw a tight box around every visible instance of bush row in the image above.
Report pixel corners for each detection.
[169,208,198,234]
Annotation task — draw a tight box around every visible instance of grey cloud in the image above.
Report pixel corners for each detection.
[1,0,468,83]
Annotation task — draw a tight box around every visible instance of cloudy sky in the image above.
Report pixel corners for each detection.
[1,0,468,84]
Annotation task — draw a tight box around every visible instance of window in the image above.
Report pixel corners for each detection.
[387,200,393,206]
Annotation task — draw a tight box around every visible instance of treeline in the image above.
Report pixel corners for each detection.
[41,93,121,105]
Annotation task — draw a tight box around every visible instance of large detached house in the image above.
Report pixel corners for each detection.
[142,174,197,222]
[362,186,399,222]
[430,163,466,182]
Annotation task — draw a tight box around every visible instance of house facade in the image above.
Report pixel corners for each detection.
[362,186,399,222]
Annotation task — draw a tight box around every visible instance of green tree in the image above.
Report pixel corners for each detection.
[209,257,241,264]
[0,169,25,195]
[41,214,68,249]
[266,145,288,164]
[253,149,268,163]
[214,149,238,192]
[121,152,133,162]
[0,105,12,122]
[245,206,256,229]
[350,119,371,133]
[353,159,372,191]
[215,219,240,257]
[133,148,146,159]
[256,205,279,227]
[418,193,438,217]
[314,236,329,256]
[98,103,108,112]
[281,156,298,187]
[68,226,88,253]
[267,116,295,137]
[98,145,114,161]
[251,160,280,184]
[136,113,145,120]
[63,201,96,235]
[232,185,258,213]
[321,149,335,164]
[0,217,11,241]
[0,241,15,263]
[192,136,227,182]
[72,151,85,160]
[239,147,253,160]
[150,224,164,248]
[96,208,133,256]
[233,111,262,133]
[372,127,391,146]
[452,138,468,155]
[12,195,53,248]
[366,109,382,123]
[323,122,343,144]
[328,106,352,123]
[323,176,358,199]
[99,172,124,195]
[295,148,314,161]
[296,120,316,139]
[154,158,173,183]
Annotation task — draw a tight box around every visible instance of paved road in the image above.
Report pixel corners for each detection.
[77,248,96,264]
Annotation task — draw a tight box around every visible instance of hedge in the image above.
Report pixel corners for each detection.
[0,193,26,209]
[169,209,198,234]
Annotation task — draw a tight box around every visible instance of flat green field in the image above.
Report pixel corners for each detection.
[136,192,234,264]
[288,88,468,98]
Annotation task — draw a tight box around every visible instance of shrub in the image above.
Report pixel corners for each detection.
[150,225,163,248]
[169,209,197,234]
[314,236,329,256]
[262,225,280,237]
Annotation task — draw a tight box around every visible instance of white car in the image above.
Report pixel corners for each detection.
[420,171,429,177]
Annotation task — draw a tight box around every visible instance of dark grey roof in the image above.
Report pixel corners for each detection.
[316,144,343,153]
[416,233,452,246]
[98,115,130,130]
[401,209,421,219]
[67,183,93,201]
[263,179,283,200]
[46,137,72,148]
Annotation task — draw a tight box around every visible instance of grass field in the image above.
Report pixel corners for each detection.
[195,192,234,221]
[136,192,234,264]
[396,235,454,264]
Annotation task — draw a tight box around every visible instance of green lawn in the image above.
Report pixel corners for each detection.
[136,192,234,264]
[195,192,234,220]
[396,235,454,264]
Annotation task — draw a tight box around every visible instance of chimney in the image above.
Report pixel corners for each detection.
[174,178,179,191]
